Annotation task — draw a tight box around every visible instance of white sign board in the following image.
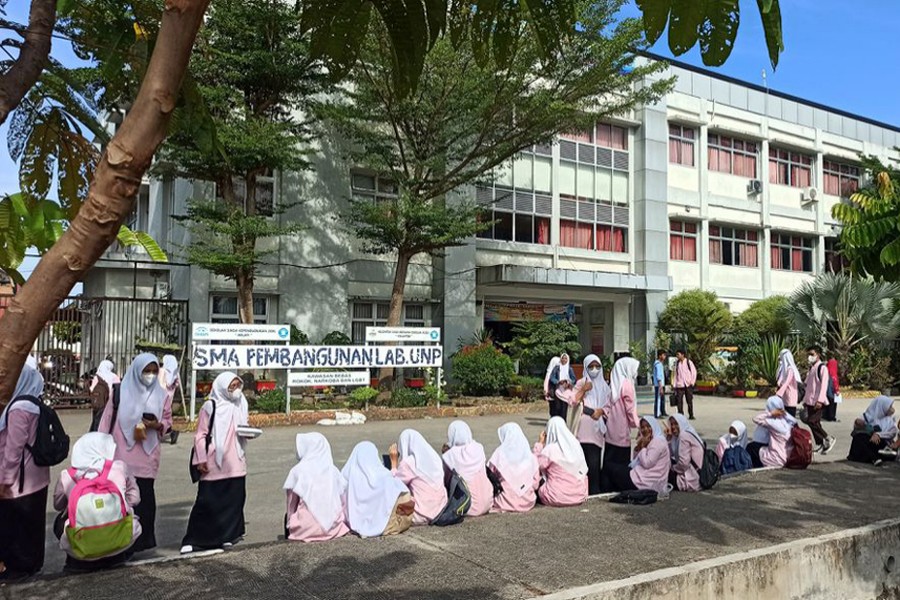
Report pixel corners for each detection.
[192,323,290,342]
[365,327,441,343]
[288,371,370,387]
[193,345,443,370]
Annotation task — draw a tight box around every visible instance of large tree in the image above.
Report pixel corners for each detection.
[321,0,672,383]
[155,0,316,323]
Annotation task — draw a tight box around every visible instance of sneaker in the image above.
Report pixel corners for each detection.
[180,545,193,555]
[874,459,884,467]
[222,543,233,549]
[814,444,824,454]
[689,416,696,421]
[822,437,837,455]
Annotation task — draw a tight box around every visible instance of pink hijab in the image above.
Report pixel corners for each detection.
[442,421,486,480]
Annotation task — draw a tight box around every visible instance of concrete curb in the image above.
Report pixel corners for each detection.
[536,518,900,600]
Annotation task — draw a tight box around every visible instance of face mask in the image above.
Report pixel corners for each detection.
[230,388,243,401]
[141,373,157,387]
[807,355,816,365]
[730,433,739,442]
[588,367,601,377]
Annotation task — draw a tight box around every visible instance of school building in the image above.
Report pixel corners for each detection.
[81,54,900,371]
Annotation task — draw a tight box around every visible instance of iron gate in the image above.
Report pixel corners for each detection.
[31,296,190,406]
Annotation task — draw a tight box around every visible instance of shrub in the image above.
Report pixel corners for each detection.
[504,320,582,375]
[254,388,286,414]
[509,374,545,402]
[320,331,352,345]
[657,289,732,376]
[451,343,515,396]
[389,387,428,408]
[753,335,786,386]
[290,325,310,345]
[736,296,792,338]
[348,386,379,408]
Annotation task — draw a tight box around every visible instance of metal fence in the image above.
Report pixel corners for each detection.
[30,296,190,406]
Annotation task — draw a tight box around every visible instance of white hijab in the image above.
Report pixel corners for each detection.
[488,423,538,497]
[118,353,167,454]
[720,420,748,450]
[581,354,611,410]
[776,349,801,384]
[669,413,703,457]
[544,356,561,396]
[283,433,346,531]
[0,365,44,432]
[398,429,445,487]
[161,355,179,390]
[341,441,409,538]
[863,396,898,439]
[71,432,117,479]
[752,396,795,444]
[205,371,248,468]
[25,355,37,370]
[630,416,666,468]
[91,360,119,392]
[542,416,588,477]
[610,357,640,404]
[443,421,487,480]
[557,353,575,383]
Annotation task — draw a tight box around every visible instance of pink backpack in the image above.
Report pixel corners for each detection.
[65,461,134,560]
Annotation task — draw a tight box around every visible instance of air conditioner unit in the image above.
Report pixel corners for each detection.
[747,179,763,195]
[153,282,171,299]
[802,187,819,204]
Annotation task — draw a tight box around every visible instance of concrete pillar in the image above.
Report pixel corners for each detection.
[613,300,630,354]
[440,190,480,374]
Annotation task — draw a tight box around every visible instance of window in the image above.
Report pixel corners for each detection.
[769,148,813,188]
[595,123,628,150]
[669,220,698,261]
[823,160,860,197]
[824,237,849,273]
[210,295,268,324]
[476,149,552,245]
[709,225,759,267]
[708,133,758,177]
[669,124,695,167]
[215,169,276,216]
[771,234,813,272]
[351,171,398,204]
[350,302,426,343]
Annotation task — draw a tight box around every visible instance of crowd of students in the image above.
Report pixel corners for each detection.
[0,343,897,579]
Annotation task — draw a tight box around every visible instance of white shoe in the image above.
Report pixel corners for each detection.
[180,545,193,555]
[222,543,233,549]
[822,437,837,455]
[814,444,824,454]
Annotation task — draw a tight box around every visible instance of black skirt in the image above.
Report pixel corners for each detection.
[182,477,246,550]
[603,443,632,467]
[0,486,48,576]
[847,433,886,464]
[132,477,157,552]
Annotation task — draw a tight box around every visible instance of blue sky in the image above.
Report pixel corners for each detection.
[6,0,900,282]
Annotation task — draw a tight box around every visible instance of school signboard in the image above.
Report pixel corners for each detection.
[192,344,443,370]
[191,323,290,342]
[287,371,370,387]
[365,327,441,343]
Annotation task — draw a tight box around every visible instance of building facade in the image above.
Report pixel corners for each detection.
[82,56,900,372]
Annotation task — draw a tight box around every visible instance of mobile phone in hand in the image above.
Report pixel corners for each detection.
[142,413,157,422]
[382,454,392,469]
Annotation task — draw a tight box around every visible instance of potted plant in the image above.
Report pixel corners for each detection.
[405,369,426,389]
[256,370,277,392]
[695,380,717,394]
[196,372,213,396]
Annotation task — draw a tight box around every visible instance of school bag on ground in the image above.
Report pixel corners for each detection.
[8,395,70,493]
[609,490,657,505]
[65,460,134,560]
[720,446,752,475]
[785,426,813,469]
[690,442,720,490]
[430,469,471,527]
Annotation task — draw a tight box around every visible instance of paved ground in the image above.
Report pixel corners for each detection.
[2,395,887,599]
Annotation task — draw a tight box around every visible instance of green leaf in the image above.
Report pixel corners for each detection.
[135,231,168,262]
[635,0,671,45]
[668,0,705,56]
[7,193,28,218]
[117,225,139,247]
[699,0,740,67]
[756,0,784,70]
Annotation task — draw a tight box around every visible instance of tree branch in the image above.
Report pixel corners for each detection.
[0,0,57,125]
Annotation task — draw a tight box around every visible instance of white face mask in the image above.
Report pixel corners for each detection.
[730,433,739,442]
[229,388,243,402]
[588,367,601,377]
[807,355,816,365]
[141,373,157,387]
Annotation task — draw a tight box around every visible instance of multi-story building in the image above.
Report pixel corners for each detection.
[82,55,900,371]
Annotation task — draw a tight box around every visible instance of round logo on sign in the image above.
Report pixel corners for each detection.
[195,327,209,337]
[278,327,289,339]
[430,330,439,340]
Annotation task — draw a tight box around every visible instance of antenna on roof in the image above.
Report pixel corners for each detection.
[761,68,768,90]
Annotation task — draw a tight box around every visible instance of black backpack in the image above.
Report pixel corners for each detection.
[691,440,720,490]
[610,490,657,505]
[430,469,471,527]
[8,395,70,492]
[819,364,835,404]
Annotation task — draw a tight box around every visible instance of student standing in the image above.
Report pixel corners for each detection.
[0,365,50,581]
[342,441,414,538]
[801,346,835,454]
[390,429,447,525]
[747,396,796,468]
[776,349,801,417]
[89,360,119,433]
[99,353,171,554]
[181,372,249,553]
[603,357,641,470]
[667,414,704,492]
[602,416,671,493]
[548,353,576,420]
[442,421,492,517]
[572,354,611,495]
[532,417,588,507]
[283,433,349,542]
[543,356,560,418]
[848,396,898,466]
[673,350,697,420]
[487,423,540,513]
[652,350,668,418]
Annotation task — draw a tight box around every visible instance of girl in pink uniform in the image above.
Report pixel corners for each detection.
[667,414,705,492]
[391,429,447,525]
[603,416,671,493]
[0,365,50,580]
[776,349,801,418]
[99,353,171,553]
[442,421,492,516]
[598,357,641,492]
[182,372,249,553]
[747,396,796,468]
[533,417,588,507]
[488,423,540,513]
[283,433,349,542]
[572,354,611,495]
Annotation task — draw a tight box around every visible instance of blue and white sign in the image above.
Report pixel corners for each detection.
[193,345,443,370]
[288,371,370,387]
[365,327,442,343]
[191,323,290,342]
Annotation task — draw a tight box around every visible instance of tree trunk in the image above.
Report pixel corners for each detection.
[0,0,57,126]
[0,0,210,407]
[377,251,411,387]
[236,267,255,325]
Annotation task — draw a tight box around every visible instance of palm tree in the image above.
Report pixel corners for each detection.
[789,273,900,363]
